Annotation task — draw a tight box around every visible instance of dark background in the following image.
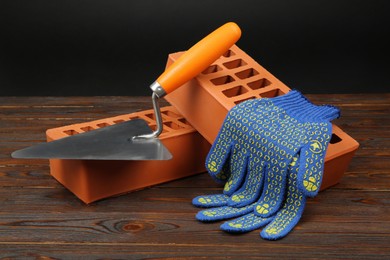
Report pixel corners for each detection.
[1,0,389,96]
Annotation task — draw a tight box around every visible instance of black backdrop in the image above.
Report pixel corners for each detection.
[1,0,389,96]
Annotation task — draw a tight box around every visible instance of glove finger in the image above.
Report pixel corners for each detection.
[220,213,273,233]
[298,131,330,197]
[223,144,248,196]
[227,157,265,207]
[209,102,256,183]
[195,203,255,222]
[254,163,289,218]
[205,122,233,183]
[213,161,231,184]
[260,157,306,240]
[192,194,229,208]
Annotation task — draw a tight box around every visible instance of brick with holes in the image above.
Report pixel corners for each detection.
[46,106,210,203]
[164,45,359,191]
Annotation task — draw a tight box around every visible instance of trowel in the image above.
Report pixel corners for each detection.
[12,22,241,160]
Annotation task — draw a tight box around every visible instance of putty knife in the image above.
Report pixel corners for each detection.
[12,22,241,160]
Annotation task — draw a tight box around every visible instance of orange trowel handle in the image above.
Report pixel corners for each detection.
[153,22,241,97]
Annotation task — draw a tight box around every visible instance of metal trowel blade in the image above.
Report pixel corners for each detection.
[11,119,172,160]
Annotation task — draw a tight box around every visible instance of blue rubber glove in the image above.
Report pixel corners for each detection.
[193,90,340,240]
[193,90,339,215]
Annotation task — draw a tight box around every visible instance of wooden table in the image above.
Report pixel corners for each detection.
[0,94,389,259]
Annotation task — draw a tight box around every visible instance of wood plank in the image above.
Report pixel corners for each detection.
[0,94,389,258]
[0,241,388,259]
[0,188,387,257]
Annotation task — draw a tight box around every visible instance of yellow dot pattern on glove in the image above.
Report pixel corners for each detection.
[224,180,234,192]
[206,97,332,210]
[256,204,270,215]
[290,157,298,166]
[265,227,278,235]
[301,136,329,195]
[223,213,270,231]
[228,223,243,228]
[231,194,245,202]
[203,211,216,217]
[309,140,323,154]
[261,155,306,239]
[222,155,304,235]
[303,177,318,192]
[193,194,229,207]
[215,163,230,182]
[200,91,339,238]
[198,204,254,220]
[208,161,218,173]
[227,157,265,206]
[198,198,212,204]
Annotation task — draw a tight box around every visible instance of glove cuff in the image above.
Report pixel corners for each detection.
[271,90,340,122]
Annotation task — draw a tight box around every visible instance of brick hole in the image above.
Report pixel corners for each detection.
[96,122,110,128]
[161,110,180,119]
[113,119,125,124]
[223,59,247,69]
[330,134,342,144]
[178,118,191,126]
[234,96,256,105]
[259,89,285,98]
[144,113,156,120]
[210,75,235,86]
[247,78,272,90]
[202,65,222,74]
[80,126,95,132]
[222,85,248,98]
[63,129,79,136]
[164,121,184,130]
[129,115,141,120]
[235,68,259,79]
[222,50,235,57]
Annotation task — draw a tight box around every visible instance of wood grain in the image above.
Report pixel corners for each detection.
[0,94,389,259]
